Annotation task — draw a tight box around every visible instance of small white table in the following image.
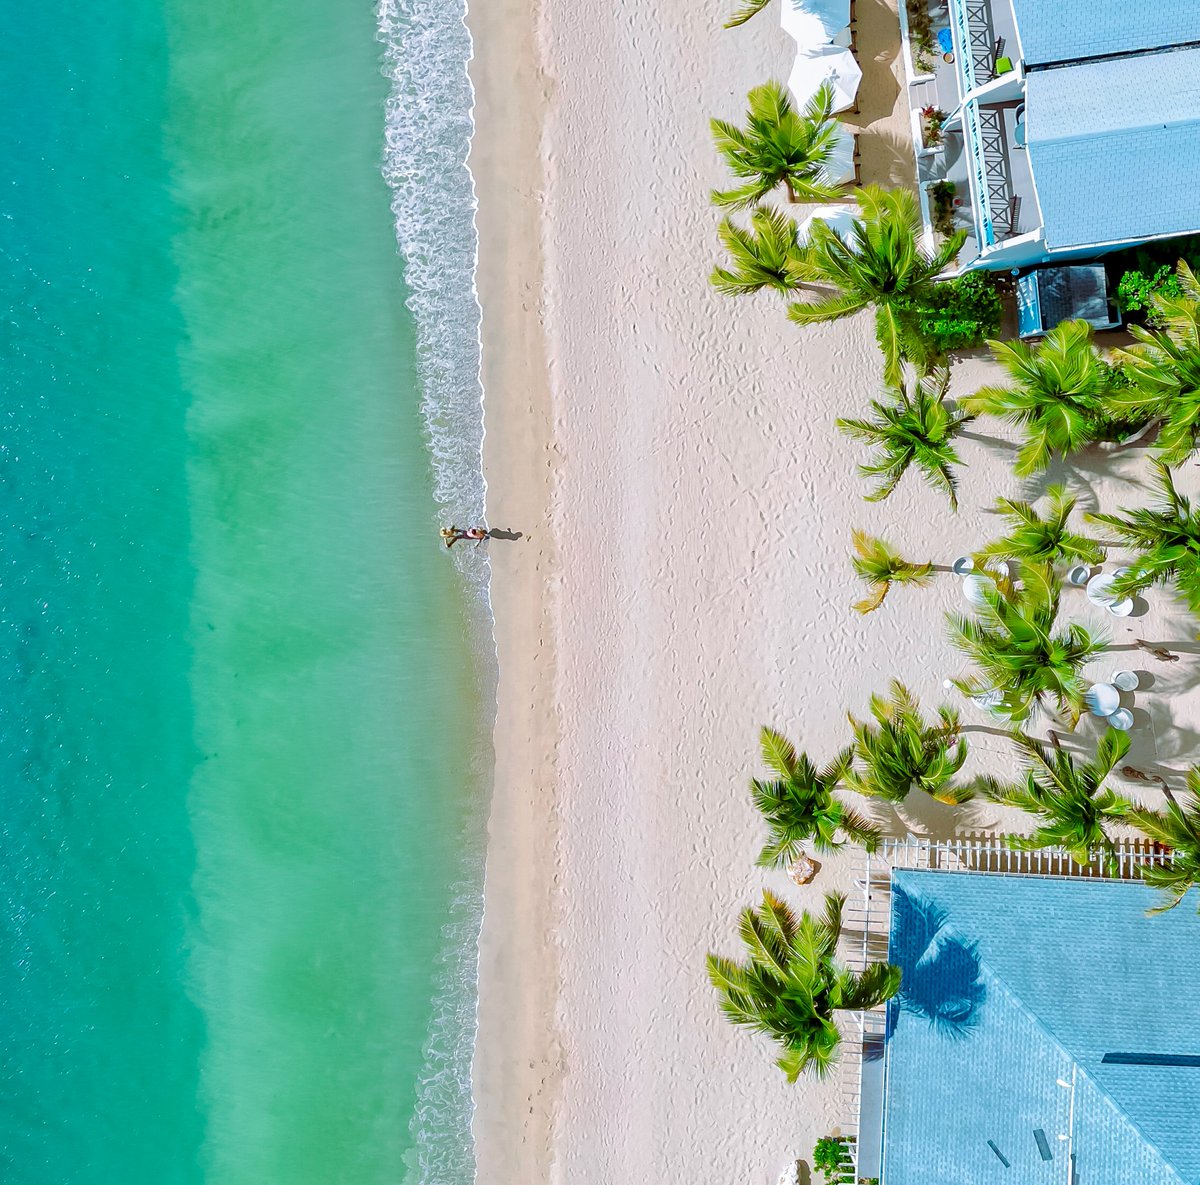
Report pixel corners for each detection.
[1086,573,1133,617]
[963,574,991,606]
[1086,682,1120,717]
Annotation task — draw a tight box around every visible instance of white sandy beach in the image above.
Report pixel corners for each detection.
[467,1,1200,1181]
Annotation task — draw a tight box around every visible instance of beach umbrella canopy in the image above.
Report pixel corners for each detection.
[787,43,862,113]
[816,123,856,186]
[780,0,851,43]
[798,202,859,244]
[780,3,828,44]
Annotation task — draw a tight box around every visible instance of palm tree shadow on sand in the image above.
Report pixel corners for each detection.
[886,888,986,1042]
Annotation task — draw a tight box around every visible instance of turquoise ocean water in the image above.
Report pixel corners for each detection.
[0,1,488,1182]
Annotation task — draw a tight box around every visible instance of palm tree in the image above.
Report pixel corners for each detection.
[980,730,1133,871]
[707,890,902,1081]
[959,319,1113,476]
[723,0,772,27]
[947,564,1107,726]
[1128,768,1200,913]
[976,485,1105,568]
[1106,262,1200,465]
[1088,461,1200,615]
[844,681,971,805]
[850,529,934,613]
[837,371,973,509]
[711,206,802,297]
[788,185,966,385]
[751,727,880,866]
[711,82,843,209]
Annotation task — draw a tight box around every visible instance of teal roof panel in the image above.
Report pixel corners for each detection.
[1025,47,1200,250]
[1009,0,1200,66]
[883,872,1200,1185]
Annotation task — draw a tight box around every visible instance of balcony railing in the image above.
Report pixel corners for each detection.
[948,0,978,92]
[962,102,995,246]
[961,101,1022,249]
[949,0,1005,92]
[977,107,1016,238]
[963,0,1000,84]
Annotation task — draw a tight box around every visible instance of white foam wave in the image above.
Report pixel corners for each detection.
[377,2,493,1182]
[378,0,485,530]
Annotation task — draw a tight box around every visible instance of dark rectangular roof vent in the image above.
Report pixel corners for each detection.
[1034,1129,1053,1162]
[1102,1052,1200,1067]
[987,1140,1011,1168]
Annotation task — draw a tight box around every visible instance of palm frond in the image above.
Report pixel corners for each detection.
[723,0,773,27]
[711,81,845,209]
[837,375,971,509]
[709,889,900,1081]
[845,680,969,804]
[964,320,1113,472]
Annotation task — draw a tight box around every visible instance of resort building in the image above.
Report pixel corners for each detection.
[900,3,1200,272]
[877,868,1200,1185]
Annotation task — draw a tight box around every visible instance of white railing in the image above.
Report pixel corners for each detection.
[881,834,1170,879]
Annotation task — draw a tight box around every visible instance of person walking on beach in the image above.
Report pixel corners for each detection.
[440,525,490,548]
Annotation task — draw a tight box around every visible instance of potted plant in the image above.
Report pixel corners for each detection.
[929,179,956,235]
[921,106,948,149]
[906,0,937,75]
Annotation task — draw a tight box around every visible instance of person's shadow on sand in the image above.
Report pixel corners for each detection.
[487,528,524,541]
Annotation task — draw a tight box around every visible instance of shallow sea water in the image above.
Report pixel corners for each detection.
[0,2,487,1181]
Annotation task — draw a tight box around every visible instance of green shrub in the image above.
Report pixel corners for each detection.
[906,0,936,70]
[1089,362,1154,443]
[1106,235,1200,277]
[1116,265,1183,315]
[1105,235,1200,317]
[901,272,1004,355]
[929,180,957,237]
[813,1135,854,1183]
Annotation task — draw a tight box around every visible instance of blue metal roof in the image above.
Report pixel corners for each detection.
[1025,47,1200,250]
[1009,0,1200,66]
[883,871,1200,1185]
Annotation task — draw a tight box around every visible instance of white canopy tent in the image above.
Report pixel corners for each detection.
[787,42,862,113]
[797,203,859,244]
[779,0,852,44]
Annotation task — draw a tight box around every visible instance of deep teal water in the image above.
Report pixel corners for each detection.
[0,2,484,1181]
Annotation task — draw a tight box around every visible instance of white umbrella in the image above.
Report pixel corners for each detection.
[780,3,828,44]
[817,123,856,185]
[787,43,862,113]
[779,0,851,42]
[797,203,858,244]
